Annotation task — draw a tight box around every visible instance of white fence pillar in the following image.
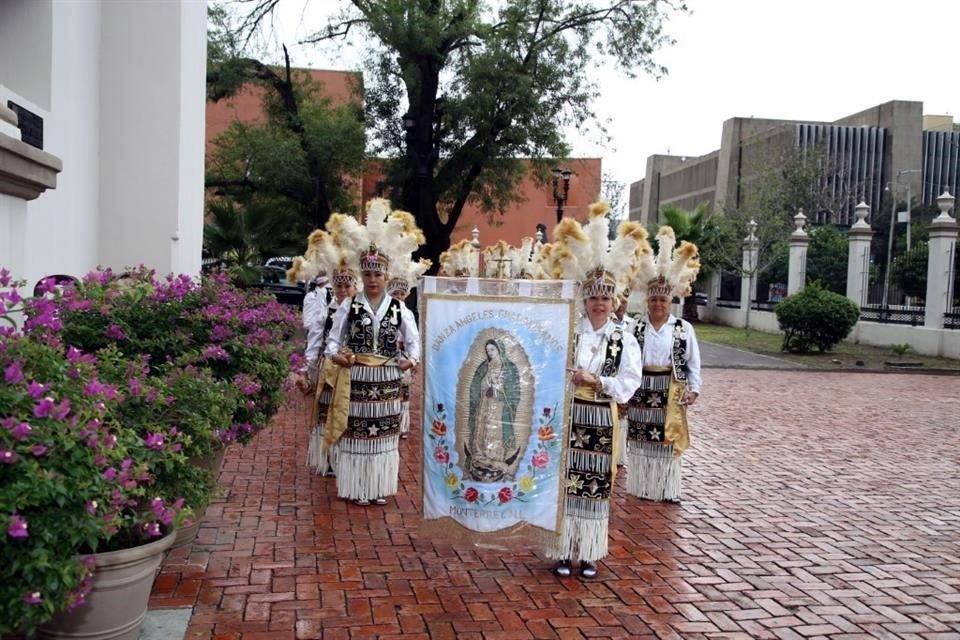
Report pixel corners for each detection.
[846,201,873,307]
[787,210,810,296]
[924,190,958,329]
[740,219,758,311]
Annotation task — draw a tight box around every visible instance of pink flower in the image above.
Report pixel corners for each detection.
[104,324,126,340]
[4,361,24,384]
[434,446,450,464]
[7,514,28,538]
[31,444,48,457]
[5,421,31,441]
[144,433,165,450]
[33,397,55,418]
[143,522,161,537]
[26,381,47,398]
[23,591,43,606]
[0,267,9,286]
[498,487,512,503]
[532,450,549,469]
[0,450,17,464]
[86,501,98,514]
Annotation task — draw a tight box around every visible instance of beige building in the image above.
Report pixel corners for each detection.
[630,100,959,227]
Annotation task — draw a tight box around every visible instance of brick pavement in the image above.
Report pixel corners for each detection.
[151,370,960,639]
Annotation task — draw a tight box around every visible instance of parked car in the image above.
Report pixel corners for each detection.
[241,264,305,307]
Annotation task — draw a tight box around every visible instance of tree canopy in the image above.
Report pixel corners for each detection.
[226,0,686,267]
[205,5,366,266]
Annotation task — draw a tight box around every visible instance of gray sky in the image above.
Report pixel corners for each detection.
[261,0,960,197]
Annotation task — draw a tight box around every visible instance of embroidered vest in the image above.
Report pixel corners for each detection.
[321,299,338,346]
[634,318,688,383]
[574,328,625,379]
[345,297,403,357]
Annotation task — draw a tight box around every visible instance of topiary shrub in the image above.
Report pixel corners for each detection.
[774,284,860,353]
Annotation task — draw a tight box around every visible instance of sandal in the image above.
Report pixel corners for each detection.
[353,499,370,506]
[580,562,598,579]
[373,497,387,505]
[551,560,573,578]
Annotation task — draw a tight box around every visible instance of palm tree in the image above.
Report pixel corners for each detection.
[659,204,711,323]
[203,197,307,281]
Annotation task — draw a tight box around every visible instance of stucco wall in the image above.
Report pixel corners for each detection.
[0,0,206,288]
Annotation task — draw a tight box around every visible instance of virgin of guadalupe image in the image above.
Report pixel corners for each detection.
[459,336,530,482]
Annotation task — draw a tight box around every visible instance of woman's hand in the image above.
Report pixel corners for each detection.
[398,359,416,372]
[334,352,356,367]
[568,368,598,387]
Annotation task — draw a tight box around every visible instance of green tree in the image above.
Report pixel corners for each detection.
[806,224,848,294]
[891,241,928,300]
[203,198,306,279]
[206,5,366,235]
[231,0,685,269]
[659,204,710,322]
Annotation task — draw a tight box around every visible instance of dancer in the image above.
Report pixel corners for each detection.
[322,201,423,506]
[539,202,648,578]
[625,227,702,503]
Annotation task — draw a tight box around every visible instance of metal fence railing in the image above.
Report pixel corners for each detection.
[946,242,960,330]
[860,254,926,325]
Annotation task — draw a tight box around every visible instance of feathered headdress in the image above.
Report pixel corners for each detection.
[439,239,479,277]
[387,258,432,296]
[506,237,541,279]
[287,229,346,285]
[324,213,369,286]
[481,240,512,278]
[632,226,700,300]
[546,201,652,299]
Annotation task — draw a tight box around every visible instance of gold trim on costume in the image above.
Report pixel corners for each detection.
[664,377,689,456]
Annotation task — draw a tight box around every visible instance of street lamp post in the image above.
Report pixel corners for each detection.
[882,169,921,309]
[552,166,573,224]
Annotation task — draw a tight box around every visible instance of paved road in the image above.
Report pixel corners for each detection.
[152,371,960,639]
[701,341,806,369]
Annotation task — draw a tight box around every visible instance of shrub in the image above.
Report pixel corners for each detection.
[774,284,859,353]
[1,276,178,634]
[51,267,300,445]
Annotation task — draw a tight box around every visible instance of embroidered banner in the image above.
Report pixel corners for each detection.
[420,277,576,536]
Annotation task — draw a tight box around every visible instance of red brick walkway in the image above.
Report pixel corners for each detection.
[152,371,960,639]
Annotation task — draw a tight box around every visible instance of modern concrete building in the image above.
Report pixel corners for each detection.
[630,100,960,228]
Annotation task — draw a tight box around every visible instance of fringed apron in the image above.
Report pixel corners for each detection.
[306,296,339,475]
[327,297,405,501]
[548,331,623,563]
[626,319,691,501]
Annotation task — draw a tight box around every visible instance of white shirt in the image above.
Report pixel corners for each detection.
[325,294,421,361]
[612,313,637,335]
[305,297,342,365]
[575,318,643,405]
[637,314,702,394]
[302,287,331,330]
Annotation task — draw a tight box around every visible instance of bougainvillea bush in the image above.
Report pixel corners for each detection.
[0,276,182,634]
[51,267,300,445]
[1,266,299,634]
